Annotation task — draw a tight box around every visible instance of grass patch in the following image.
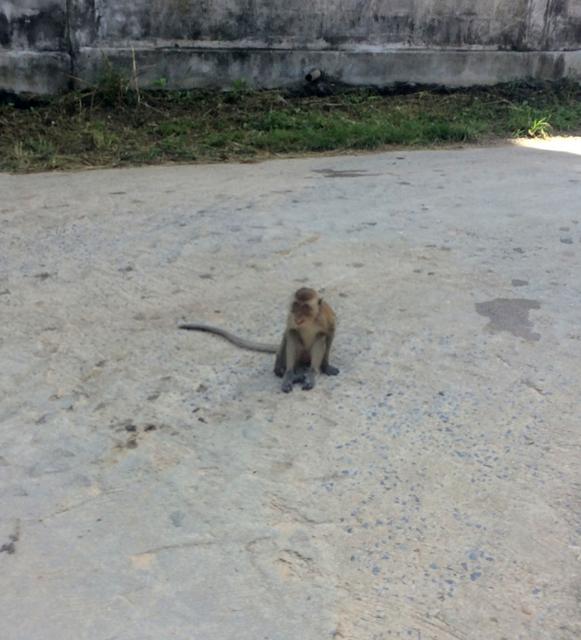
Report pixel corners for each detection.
[1,80,580,173]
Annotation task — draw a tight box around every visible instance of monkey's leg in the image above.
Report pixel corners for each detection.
[302,336,326,391]
[281,332,300,393]
[274,333,287,378]
[321,333,340,376]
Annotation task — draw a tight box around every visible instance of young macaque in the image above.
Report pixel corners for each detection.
[179,287,339,392]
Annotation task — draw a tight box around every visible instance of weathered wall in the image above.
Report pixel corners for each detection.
[82,0,581,51]
[1,0,581,94]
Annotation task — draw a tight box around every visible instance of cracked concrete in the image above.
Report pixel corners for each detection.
[1,140,580,639]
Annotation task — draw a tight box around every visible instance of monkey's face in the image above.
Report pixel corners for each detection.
[292,297,322,325]
[290,288,321,325]
[291,301,314,324]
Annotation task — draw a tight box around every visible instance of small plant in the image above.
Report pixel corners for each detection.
[527,116,552,138]
[82,123,119,151]
[153,77,168,90]
[227,79,252,102]
[93,56,138,108]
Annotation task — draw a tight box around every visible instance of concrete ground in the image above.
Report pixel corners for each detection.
[1,141,580,640]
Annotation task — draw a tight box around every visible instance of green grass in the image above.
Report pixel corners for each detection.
[1,80,580,173]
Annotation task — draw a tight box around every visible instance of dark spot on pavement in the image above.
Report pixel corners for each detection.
[513,248,525,254]
[313,169,380,178]
[34,272,51,280]
[476,298,541,341]
[0,540,16,554]
[170,511,185,527]
[511,279,529,287]
[1,525,20,555]
[560,238,573,244]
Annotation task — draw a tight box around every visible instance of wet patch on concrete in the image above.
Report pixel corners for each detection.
[170,511,185,527]
[475,298,541,341]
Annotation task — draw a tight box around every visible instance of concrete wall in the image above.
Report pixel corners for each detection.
[1,0,581,94]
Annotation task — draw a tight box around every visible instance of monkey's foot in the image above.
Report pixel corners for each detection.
[322,364,340,376]
[301,370,316,391]
[281,370,296,393]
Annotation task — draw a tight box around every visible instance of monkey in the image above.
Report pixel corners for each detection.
[273,287,339,392]
[179,287,339,393]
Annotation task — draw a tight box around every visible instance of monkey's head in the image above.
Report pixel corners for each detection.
[291,288,322,324]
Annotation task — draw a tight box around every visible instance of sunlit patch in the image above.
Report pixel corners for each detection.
[131,553,154,570]
[513,136,581,156]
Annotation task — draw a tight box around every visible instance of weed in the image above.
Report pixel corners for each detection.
[527,117,553,138]
[226,79,253,103]
[91,58,139,108]
[153,77,168,90]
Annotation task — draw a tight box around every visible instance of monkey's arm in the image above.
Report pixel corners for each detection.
[321,330,340,376]
[274,332,287,377]
[179,324,278,353]
[280,330,301,393]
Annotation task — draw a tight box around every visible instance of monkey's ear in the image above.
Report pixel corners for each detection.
[318,298,323,306]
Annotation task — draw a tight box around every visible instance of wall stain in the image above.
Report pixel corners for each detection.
[0,4,66,49]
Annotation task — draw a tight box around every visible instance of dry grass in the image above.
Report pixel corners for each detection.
[1,78,580,173]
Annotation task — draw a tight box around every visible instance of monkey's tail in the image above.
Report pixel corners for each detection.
[178,324,278,354]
